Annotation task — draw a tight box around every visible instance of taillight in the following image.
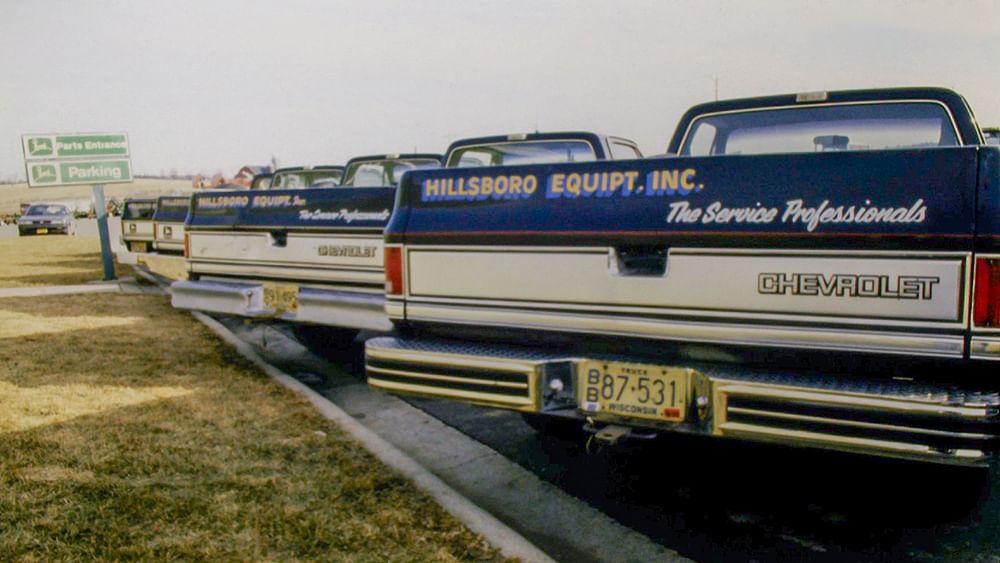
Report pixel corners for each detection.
[973,257,1000,328]
[184,233,191,258]
[385,246,404,295]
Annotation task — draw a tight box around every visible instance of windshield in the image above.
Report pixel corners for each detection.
[447,140,598,167]
[26,204,69,216]
[123,201,155,219]
[985,130,1000,146]
[342,159,440,187]
[271,169,343,189]
[681,102,960,156]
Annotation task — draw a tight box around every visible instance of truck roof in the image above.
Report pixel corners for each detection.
[273,165,345,174]
[343,154,443,167]
[666,87,984,154]
[446,131,614,155]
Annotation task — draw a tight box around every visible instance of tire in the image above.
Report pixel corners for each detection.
[520,413,585,440]
[291,325,359,359]
[17,228,27,237]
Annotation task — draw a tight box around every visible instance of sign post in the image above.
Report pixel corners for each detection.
[92,185,116,281]
[21,132,132,281]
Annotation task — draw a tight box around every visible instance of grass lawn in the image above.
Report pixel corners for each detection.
[0,237,118,288]
[0,294,507,561]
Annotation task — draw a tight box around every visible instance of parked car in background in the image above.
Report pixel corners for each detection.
[17,203,74,236]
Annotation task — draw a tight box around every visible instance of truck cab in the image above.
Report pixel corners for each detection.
[366,88,1000,467]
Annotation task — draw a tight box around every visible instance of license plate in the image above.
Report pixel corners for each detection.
[37,228,48,234]
[263,283,299,312]
[578,361,689,422]
[132,242,148,253]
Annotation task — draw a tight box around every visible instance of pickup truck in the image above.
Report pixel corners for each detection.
[171,134,642,347]
[365,88,1000,467]
[170,153,444,345]
[120,197,156,252]
[152,195,192,255]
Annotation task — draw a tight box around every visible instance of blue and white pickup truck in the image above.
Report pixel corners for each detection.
[171,134,642,347]
[170,153,440,339]
[151,195,191,255]
[366,88,1000,467]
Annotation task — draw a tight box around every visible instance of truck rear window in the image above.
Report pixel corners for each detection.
[123,202,155,219]
[446,140,597,168]
[681,102,960,156]
[342,159,440,187]
[271,170,343,189]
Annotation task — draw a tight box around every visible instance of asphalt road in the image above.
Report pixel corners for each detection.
[231,322,1000,563]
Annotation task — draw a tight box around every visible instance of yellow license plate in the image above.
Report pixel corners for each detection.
[263,283,299,312]
[37,228,48,234]
[578,361,689,422]
[132,242,148,253]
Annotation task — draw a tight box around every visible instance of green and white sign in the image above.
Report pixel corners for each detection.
[22,132,130,160]
[26,159,132,187]
[22,131,133,187]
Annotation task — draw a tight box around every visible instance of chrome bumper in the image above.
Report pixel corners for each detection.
[365,336,1000,466]
[171,279,392,331]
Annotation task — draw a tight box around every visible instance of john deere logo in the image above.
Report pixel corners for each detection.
[31,164,57,183]
[28,138,53,157]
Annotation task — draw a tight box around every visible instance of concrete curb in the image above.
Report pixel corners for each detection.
[191,310,556,563]
[0,281,130,299]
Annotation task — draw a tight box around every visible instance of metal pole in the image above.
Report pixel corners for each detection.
[92,184,116,281]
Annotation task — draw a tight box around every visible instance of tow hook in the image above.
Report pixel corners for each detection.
[583,418,657,453]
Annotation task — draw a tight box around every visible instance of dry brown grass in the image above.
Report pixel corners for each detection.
[0,179,193,215]
[0,294,508,561]
[0,236,117,287]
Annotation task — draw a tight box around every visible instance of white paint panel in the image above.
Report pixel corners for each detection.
[190,232,383,269]
[407,250,963,322]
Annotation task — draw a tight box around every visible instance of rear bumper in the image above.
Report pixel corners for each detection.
[19,224,69,234]
[171,279,392,331]
[365,336,1000,466]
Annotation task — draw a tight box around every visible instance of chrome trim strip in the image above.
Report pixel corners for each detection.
[367,378,534,408]
[720,384,990,417]
[726,407,993,440]
[367,365,528,390]
[717,422,985,461]
[405,302,965,357]
[368,346,544,374]
[970,337,1000,361]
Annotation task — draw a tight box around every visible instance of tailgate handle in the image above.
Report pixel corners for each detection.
[609,246,668,277]
[269,231,288,247]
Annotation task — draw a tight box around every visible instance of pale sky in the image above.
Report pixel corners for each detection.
[2,0,999,180]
